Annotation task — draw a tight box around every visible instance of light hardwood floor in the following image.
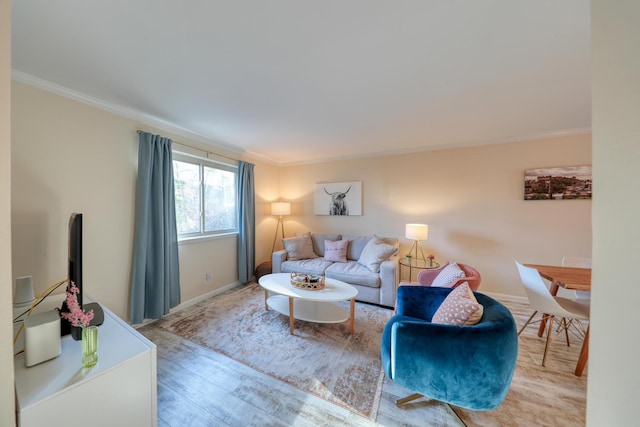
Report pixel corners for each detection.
[138,295,587,427]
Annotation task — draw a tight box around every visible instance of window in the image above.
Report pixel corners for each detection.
[173,152,238,238]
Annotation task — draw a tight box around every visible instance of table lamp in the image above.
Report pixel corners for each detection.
[405,223,429,261]
[271,202,291,253]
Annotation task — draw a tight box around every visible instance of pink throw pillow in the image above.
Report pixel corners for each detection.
[431,283,484,326]
[324,239,348,262]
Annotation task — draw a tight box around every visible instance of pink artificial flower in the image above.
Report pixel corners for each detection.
[60,282,95,328]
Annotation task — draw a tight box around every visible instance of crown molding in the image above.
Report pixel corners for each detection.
[11,70,590,168]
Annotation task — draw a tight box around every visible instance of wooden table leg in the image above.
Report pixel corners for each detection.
[288,297,295,335]
[349,298,355,335]
[539,281,560,337]
[575,325,589,376]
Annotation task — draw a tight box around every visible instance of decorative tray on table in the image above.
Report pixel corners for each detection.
[290,272,325,291]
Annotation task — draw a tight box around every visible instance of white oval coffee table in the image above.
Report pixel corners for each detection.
[258,273,358,335]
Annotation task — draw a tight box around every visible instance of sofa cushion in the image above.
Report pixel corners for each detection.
[281,258,333,276]
[342,235,374,261]
[431,261,465,287]
[310,233,342,257]
[324,239,348,262]
[282,232,318,261]
[325,261,381,288]
[432,283,484,326]
[357,237,398,273]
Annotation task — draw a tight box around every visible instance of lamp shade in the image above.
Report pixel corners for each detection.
[271,202,291,216]
[405,223,428,241]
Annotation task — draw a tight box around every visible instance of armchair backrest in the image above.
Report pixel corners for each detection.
[417,262,481,291]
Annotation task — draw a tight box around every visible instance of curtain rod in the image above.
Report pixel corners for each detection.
[136,130,238,163]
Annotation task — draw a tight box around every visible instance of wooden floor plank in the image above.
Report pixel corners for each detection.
[139,294,586,427]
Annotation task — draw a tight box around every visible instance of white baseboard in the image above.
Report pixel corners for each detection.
[134,280,242,329]
[482,291,528,304]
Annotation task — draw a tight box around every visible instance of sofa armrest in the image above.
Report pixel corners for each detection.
[379,257,399,307]
[272,250,287,273]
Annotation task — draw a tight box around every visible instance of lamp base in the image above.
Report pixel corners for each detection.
[271,216,286,253]
[408,240,427,262]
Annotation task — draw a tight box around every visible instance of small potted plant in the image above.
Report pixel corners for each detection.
[427,254,435,267]
[405,254,412,264]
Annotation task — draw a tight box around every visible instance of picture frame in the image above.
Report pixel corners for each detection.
[524,165,592,200]
[314,181,362,215]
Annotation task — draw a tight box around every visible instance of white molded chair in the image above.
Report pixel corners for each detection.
[559,256,592,302]
[515,261,590,367]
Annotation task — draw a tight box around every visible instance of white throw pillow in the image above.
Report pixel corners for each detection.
[357,237,397,273]
[282,232,318,261]
[432,282,484,326]
[431,261,465,287]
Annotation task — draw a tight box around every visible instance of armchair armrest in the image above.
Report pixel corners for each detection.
[450,275,481,290]
[417,263,482,291]
[416,265,447,285]
[272,250,287,273]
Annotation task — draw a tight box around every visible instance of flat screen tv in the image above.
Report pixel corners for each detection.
[60,213,83,339]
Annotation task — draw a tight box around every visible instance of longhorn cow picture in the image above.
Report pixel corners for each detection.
[314,181,362,216]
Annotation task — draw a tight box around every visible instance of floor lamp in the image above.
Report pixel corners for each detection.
[405,223,429,261]
[271,202,291,253]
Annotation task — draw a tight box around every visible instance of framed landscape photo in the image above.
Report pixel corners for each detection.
[314,181,362,215]
[524,165,592,200]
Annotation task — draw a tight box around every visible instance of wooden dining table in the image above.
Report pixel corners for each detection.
[523,263,591,377]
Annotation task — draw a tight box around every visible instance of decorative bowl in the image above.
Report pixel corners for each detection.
[290,272,325,291]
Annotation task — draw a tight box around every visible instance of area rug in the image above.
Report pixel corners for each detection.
[157,282,394,420]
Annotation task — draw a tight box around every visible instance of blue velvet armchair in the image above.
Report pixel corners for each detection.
[381,285,518,411]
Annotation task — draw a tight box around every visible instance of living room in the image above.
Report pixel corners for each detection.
[2,2,639,427]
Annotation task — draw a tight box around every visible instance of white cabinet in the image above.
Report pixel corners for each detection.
[14,301,157,427]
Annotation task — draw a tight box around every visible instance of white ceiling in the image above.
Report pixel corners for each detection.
[11,1,591,165]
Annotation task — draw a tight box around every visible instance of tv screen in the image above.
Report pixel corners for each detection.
[60,213,83,339]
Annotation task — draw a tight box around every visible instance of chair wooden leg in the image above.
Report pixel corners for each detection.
[563,318,570,346]
[518,311,538,336]
[542,315,555,367]
[395,393,424,406]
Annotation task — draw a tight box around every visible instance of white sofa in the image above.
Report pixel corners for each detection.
[272,233,399,307]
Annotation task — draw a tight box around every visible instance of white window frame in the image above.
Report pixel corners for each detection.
[173,151,238,241]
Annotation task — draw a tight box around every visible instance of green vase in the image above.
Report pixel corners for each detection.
[82,325,98,368]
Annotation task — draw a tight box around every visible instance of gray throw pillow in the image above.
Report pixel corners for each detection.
[282,232,318,261]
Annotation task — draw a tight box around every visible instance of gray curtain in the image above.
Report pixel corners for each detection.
[130,131,181,324]
[237,161,255,283]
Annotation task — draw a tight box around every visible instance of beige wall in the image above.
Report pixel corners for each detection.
[11,81,279,321]
[1,0,15,424]
[589,1,640,425]
[278,135,591,296]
